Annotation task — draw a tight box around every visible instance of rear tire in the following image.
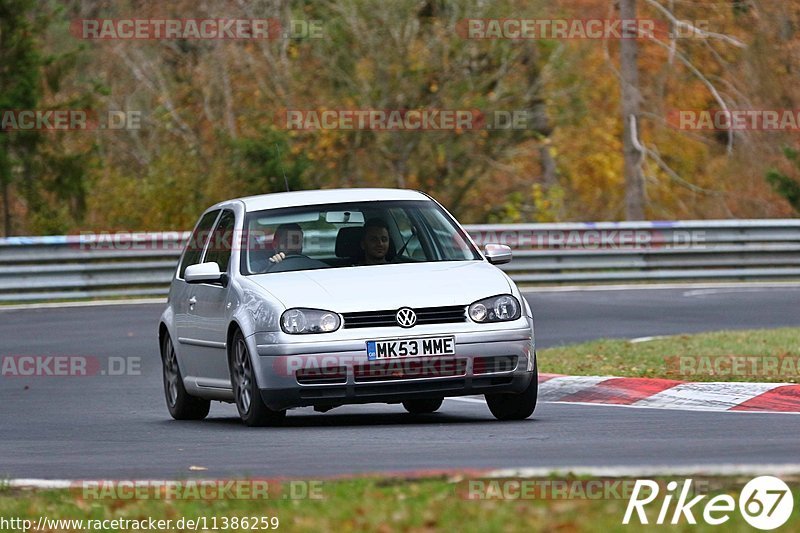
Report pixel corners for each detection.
[485,355,538,421]
[230,330,286,427]
[402,398,443,414]
[161,334,210,421]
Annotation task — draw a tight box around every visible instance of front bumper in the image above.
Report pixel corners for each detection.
[252,326,535,410]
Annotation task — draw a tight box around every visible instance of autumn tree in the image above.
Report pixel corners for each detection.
[0,0,43,236]
[766,148,800,214]
[3,0,798,234]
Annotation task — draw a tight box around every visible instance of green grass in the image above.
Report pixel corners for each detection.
[0,477,800,532]
[1,475,798,532]
[539,328,800,382]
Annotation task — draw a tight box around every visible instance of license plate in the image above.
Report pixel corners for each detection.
[366,336,455,360]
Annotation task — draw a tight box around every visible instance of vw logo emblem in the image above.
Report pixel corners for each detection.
[396,307,417,328]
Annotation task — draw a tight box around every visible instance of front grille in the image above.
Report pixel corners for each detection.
[354,358,467,382]
[342,305,467,329]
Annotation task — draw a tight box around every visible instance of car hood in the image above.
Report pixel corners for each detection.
[247,261,512,312]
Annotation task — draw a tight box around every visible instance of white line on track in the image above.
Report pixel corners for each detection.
[522,281,800,293]
[483,464,800,478]
[9,463,800,487]
[0,298,165,311]
[629,335,667,343]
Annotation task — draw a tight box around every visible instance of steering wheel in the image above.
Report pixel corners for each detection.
[265,253,328,273]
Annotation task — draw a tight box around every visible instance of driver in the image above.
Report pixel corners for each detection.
[360,218,390,265]
[269,223,304,264]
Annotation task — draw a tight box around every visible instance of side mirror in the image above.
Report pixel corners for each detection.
[484,244,512,265]
[185,262,228,286]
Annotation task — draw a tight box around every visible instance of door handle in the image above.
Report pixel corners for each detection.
[188,296,197,305]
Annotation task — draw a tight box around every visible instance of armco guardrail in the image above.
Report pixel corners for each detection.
[0,220,799,302]
[0,233,189,302]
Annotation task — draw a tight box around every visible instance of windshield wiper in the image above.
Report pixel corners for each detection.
[395,228,416,257]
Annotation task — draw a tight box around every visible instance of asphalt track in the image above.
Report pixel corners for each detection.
[1,285,799,479]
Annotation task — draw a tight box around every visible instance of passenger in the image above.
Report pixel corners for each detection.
[360,218,390,265]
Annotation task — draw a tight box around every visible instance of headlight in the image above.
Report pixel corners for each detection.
[468,295,520,323]
[281,308,341,334]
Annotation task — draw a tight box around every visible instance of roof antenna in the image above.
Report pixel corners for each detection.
[275,143,290,192]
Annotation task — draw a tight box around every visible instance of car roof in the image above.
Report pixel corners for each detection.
[218,188,431,212]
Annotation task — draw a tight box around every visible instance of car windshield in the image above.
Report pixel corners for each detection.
[241,200,481,275]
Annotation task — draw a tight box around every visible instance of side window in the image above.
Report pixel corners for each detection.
[204,210,236,273]
[179,210,220,278]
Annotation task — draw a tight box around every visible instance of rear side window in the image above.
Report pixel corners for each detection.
[179,210,220,278]
[204,210,236,273]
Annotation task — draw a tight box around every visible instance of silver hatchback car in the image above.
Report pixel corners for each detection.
[159,188,537,426]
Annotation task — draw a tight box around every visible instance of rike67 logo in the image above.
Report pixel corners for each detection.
[623,476,794,530]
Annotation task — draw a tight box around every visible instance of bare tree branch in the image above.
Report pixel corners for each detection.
[644,0,747,48]
[647,36,736,154]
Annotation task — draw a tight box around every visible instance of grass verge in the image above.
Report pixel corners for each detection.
[0,475,798,532]
[539,328,800,382]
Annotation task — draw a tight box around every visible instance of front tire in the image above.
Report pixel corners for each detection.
[402,398,443,414]
[485,356,538,421]
[161,334,210,420]
[230,330,286,427]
